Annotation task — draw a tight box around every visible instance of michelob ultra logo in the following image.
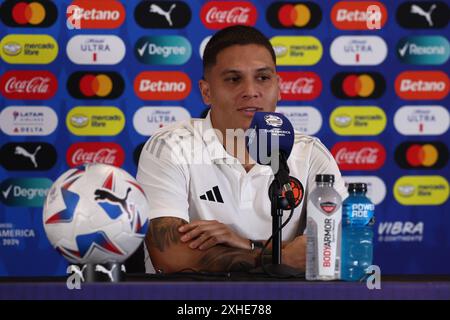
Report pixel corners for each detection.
[133,106,191,136]
[394,106,449,136]
[330,36,387,66]
[66,107,125,136]
[0,0,57,27]
[266,2,322,29]
[66,35,126,65]
[0,177,52,207]
[135,36,191,65]
[395,71,449,100]
[66,0,125,29]
[331,1,387,30]
[397,36,449,65]
[0,34,58,64]
[270,36,322,65]
[134,71,191,100]
[395,141,448,169]
[394,176,449,205]
[330,106,386,136]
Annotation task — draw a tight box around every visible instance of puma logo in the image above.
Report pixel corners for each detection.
[15,145,41,168]
[95,264,126,282]
[410,4,436,26]
[94,187,132,219]
[150,3,176,26]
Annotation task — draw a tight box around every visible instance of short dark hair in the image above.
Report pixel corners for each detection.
[202,25,276,77]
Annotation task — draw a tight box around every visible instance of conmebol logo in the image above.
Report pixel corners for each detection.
[0,70,57,100]
[134,71,191,100]
[395,71,449,100]
[331,141,386,170]
[200,1,257,29]
[66,0,125,29]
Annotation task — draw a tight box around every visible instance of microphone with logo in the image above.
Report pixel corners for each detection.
[246,112,304,277]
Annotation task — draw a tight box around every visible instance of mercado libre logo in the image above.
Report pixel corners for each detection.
[270,36,322,66]
[0,34,58,64]
[331,72,385,99]
[134,1,191,29]
[67,71,124,99]
[135,36,191,65]
[66,106,125,136]
[395,141,448,170]
[266,2,322,29]
[394,176,449,206]
[0,0,57,27]
[330,106,386,136]
[66,0,125,29]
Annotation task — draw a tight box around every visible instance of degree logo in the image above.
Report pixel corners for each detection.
[266,2,322,29]
[0,0,57,27]
[0,177,52,207]
[331,1,387,30]
[394,176,449,206]
[66,107,125,136]
[135,36,191,65]
[395,71,449,100]
[395,141,448,169]
[67,71,124,99]
[397,36,449,65]
[270,36,322,66]
[66,0,125,29]
[331,72,385,99]
[330,106,386,136]
[0,34,58,64]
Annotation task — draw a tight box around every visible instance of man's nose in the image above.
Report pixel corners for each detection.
[241,79,260,99]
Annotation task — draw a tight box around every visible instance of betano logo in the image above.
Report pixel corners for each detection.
[397,36,449,65]
[331,72,385,99]
[330,36,387,66]
[394,176,449,205]
[133,106,191,136]
[276,106,322,135]
[343,176,386,205]
[0,34,58,64]
[0,70,58,100]
[134,71,191,100]
[67,71,124,99]
[66,35,125,65]
[330,106,386,136]
[200,1,257,29]
[331,1,387,30]
[0,0,57,27]
[66,107,125,136]
[266,2,322,29]
[0,106,58,136]
[135,36,191,65]
[394,106,449,136]
[395,71,449,100]
[0,177,52,207]
[66,0,125,29]
[270,36,322,65]
[395,141,448,169]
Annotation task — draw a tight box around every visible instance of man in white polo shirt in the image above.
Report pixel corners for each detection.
[137,26,347,273]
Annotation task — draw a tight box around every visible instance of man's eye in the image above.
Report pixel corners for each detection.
[258,75,271,81]
[226,77,240,83]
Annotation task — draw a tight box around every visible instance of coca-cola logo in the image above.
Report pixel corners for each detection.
[331,141,386,170]
[278,72,322,100]
[201,1,257,29]
[0,71,57,100]
[66,142,125,167]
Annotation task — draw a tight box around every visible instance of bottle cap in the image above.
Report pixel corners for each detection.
[315,174,335,183]
[347,183,367,193]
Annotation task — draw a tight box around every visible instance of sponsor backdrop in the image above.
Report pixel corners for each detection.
[0,0,449,276]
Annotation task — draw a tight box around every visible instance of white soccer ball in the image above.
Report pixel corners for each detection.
[43,163,150,264]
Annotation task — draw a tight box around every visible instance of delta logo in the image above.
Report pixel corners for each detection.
[331,72,385,99]
[270,36,322,66]
[395,71,449,100]
[394,106,449,136]
[0,34,58,64]
[397,36,449,65]
[278,72,321,100]
[200,1,257,29]
[67,142,125,167]
[332,141,386,171]
[276,106,322,135]
[395,141,448,170]
[330,106,386,136]
[0,0,57,27]
[331,1,387,30]
[134,1,191,29]
[66,106,125,136]
[0,106,58,136]
[394,175,449,206]
[134,71,191,100]
[0,70,57,100]
[266,2,322,29]
[66,0,125,29]
[67,71,124,99]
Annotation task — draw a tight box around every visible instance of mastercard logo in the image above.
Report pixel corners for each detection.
[266,2,322,29]
[331,72,385,99]
[395,141,448,169]
[67,71,124,99]
[0,0,57,27]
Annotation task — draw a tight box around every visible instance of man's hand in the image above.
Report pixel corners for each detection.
[281,235,307,271]
[178,220,251,250]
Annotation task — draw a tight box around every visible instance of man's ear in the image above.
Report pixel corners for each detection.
[199,79,211,105]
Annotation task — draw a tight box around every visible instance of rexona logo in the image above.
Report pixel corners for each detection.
[276,106,322,135]
[135,1,191,29]
[343,176,386,205]
[397,36,449,65]
[394,106,449,136]
[0,178,52,207]
[0,0,57,27]
[0,106,58,136]
[330,36,387,66]
[134,71,191,100]
[66,35,125,65]
[278,72,321,100]
[66,0,125,29]
[394,176,449,206]
[270,36,322,66]
[0,142,56,171]
[395,141,448,170]
[331,72,385,99]
[266,2,322,29]
[395,71,449,100]
[330,106,386,136]
[331,1,387,30]
[200,1,257,29]
[66,106,125,136]
[332,141,386,171]
[67,142,125,167]
[133,107,191,136]
[396,1,449,29]
[135,36,191,65]
[0,34,58,64]
[378,221,424,242]
[67,71,124,99]
[0,70,57,100]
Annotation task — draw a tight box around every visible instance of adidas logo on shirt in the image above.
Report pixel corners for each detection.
[199,186,224,203]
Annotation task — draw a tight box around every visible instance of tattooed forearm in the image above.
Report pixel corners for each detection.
[198,245,258,272]
[147,217,187,252]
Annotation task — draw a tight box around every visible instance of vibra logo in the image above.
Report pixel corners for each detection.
[330,106,386,136]
[331,1,387,30]
[278,72,321,100]
[66,107,125,136]
[133,106,191,136]
[67,71,124,99]
[332,141,386,171]
[134,1,191,29]
[66,0,125,29]
[266,2,322,29]
[394,106,449,136]
[200,1,257,29]
[395,71,449,100]
[393,176,449,205]
[134,71,191,100]
[395,141,448,170]
[0,142,57,171]
[0,106,58,136]
[343,176,386,205]
[270,36,322,66]
[396,1,449,29]
[0,34,58,64]
[66,35,125,65]
[378,221,424,242]
[330,36,387,66]
[67,142,125,167]
[276,106,322,135]
[331,72,385,99]
[0,70,57,100]
[0,0,57,27]
[397,36,449,65]
[135,36,191,65]
[0,178,52,207]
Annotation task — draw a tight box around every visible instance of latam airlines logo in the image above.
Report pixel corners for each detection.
[331,72,385,99]
[270,36,322,66]
[67,71,124,99]
[0,142,57,171]
[66,142,125,167]
[343,176,386,205]
[331,141,386,171]
[0,70,57,100]
[0,106,58,136]
[135,36,191,65]
[330,36,387,66]
[397,36,449,65]
[66,35,126,65]
[395,141,448,169]
[0,0,57,27]
[394,106,449,136]
[200,1,257,29]
[135,1,191,29]
[66,107,125,136]
[278,72,321,100]
[394,176,449,206]
[133,107,191,136]
[266,2,322,29]
[276,106,322,135]
[66,0,125,29]
[396,1,449,29]
[0,34,58,64]
[395,71,449,100]
[330,106,386,136]
[331,1,387,30]
[0,178,52,207]
[134,71,191,100]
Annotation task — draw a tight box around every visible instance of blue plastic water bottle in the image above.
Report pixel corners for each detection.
[341,183,375,281]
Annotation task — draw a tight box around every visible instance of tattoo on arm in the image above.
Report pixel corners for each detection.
[199,246,257,272]
[147,217,187,252]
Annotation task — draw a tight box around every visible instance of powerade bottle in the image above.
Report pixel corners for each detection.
[306,174,342,281]
[341,183,375,281]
